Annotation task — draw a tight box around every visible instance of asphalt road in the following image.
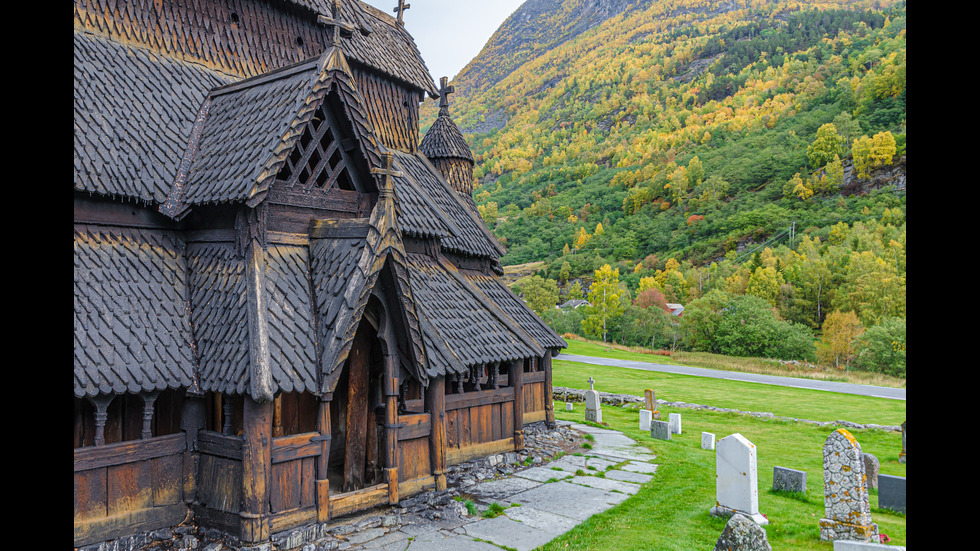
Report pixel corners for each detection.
[554,353,906,401]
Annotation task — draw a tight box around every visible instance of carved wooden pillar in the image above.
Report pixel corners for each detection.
[180,392,206,505]
[88,395,114,446]
[140,391,159,439]
[425,376,447,491]
[383,350,399,504]
[222,394,234,436]
[316,393,333,522]
[241,396,272,544]
[543,350,555,429]
[512,359,525,450]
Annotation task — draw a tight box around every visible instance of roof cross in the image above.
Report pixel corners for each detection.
[317,0,355,46]
[371,152,403,197]
[393,0,411,26]
[438,76,455,113]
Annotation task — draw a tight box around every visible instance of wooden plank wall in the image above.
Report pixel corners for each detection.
[523,371,548,423]
[74,434,188,547]
[397,412,431,482]
[444,388,515,464]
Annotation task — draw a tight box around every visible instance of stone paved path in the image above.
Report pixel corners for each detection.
[335,421,658,551]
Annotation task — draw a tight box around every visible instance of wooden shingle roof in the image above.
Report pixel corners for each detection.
[73,32,230,204]
[419,112,474,162]
[74,225,197,398]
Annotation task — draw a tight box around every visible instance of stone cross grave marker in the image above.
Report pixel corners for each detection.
[819,429,879,543]
[585,377,602,423]
[710,433,767,525]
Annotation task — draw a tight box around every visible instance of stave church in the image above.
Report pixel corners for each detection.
[73,0,565,547]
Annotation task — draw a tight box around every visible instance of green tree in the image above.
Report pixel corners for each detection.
[853,317,906,377]
[581,264,623,342]
[821,310,863,370]
[519,275,559,316]
[807,123,845,168]
[852,131,897,178]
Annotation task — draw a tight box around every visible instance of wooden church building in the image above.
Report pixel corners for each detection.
[73,0,565,548]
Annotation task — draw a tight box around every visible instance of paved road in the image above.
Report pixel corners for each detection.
[555,353,906,401]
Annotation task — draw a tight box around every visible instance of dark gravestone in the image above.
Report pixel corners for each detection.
[772,466,807,494]
[878,474,906,514]
[862,453,880,490]
[651,420,671,441]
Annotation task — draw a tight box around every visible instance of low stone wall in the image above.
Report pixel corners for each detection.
[553,387,902,432]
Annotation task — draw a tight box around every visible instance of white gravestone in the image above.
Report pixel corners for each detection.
[584,377,602,423]
[669,413,682,434]
[701,432,716,450]
[710,433,767,525]
[639,409,653,431]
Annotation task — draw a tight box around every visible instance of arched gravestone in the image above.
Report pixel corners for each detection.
[710,433,767,525]
[819,429,879,542]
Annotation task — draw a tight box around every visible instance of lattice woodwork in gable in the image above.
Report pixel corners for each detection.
[274,92,374,203]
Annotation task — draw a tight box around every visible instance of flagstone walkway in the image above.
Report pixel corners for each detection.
[338,421,658,551]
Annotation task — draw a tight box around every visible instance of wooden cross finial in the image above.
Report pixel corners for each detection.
[393,0,410,26]
[438,76,455,113]
[317,0,355,45]
[371,152,403,196]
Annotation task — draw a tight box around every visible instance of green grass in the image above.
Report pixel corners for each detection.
[552,358,905,426]
[539,404,906,550]
[559,338,906,389]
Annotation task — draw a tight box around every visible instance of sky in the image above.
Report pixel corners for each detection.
[362,0,527,82]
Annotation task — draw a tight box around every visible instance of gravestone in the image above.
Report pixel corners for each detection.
[899,420,906,464]
[644,388,661,420]
[772,466,807,493]
[878,474,906,514]
[565,402,574,411]
[710,433,767,525]
[862,453,879,490]
[669,412,682,434]
[702,432,716,451]
[651,420,671,440]
[639,409,653,431]
[714,513,772,551]
[584,377,602,423]
[819,429,879,543]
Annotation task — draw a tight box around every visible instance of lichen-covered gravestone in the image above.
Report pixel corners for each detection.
[819,429,879,542]
[710,433,767,525]
[639,389,655,430]
[714,513,772,551]
[585,377,602,423]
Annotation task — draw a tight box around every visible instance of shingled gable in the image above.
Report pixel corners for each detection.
[160,45,382,218]
[314,152,430,392]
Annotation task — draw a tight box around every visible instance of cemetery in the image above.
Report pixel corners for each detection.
[547,378,905,550]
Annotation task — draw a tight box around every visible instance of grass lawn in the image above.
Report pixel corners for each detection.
[559,338,907,389]
[552,359,906,426]
[540,403,906,550]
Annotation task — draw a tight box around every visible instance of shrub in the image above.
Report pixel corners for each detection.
[852,317,906,377]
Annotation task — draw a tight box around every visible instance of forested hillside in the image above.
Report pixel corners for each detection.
[422,0,906,374]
